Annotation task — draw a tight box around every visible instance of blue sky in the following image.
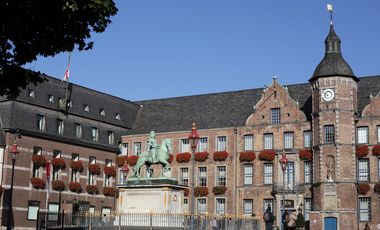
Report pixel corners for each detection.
[25,1,380,101]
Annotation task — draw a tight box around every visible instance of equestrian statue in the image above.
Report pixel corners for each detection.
[132,131,173,178]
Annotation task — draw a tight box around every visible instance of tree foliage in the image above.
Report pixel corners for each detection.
[0,0,118,98]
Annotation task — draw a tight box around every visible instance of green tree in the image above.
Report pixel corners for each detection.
[0,0,118,98]
[296,212,305,230]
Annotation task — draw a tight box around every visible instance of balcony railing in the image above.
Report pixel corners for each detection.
[272,183,308,194]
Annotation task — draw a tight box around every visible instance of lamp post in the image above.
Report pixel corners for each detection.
[121,161,130,183]
[188,123,199,230]
[7,131,20,230]
[279,153,288,230]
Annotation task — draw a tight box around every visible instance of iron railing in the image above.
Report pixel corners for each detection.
[272,183,307,194]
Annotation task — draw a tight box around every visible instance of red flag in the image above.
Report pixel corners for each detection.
[62,54,71,82]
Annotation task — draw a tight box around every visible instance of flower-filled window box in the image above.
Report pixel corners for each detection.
[299,149,313,161]
[70,160,84,172]
[357,183,370,195]
[103,187,115,197]
[51,158,66,169]
[176,152,191,163]
[116,155,129,167]
[239,152,256,162]
[32,155,46,167]
[356,145,369,158]
[52,180,65,191]
[30,177,45,190]
[168,154,174,163]
[372,145,380,156]
[374,183,380,193]
[212,186,227,195]
[258,150,276,161]
[86,185,99,195]
[213,151,228,161]
[104,166,116,177]
[194,186,208,197]
[69,181,82,193]
[128,155,139,166]
[88,163,101,175]
[195,152,209,162]
[184,188,189,197]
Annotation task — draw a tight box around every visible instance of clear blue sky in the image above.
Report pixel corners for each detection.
[25,1,380,101]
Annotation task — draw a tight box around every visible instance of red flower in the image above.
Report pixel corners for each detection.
[184,188,189,197]
[103,187,115,197]
[51,180,65,191]
[32,155,46,167]
[30,177,45,189]
[51,158,66,169]
[86,185,99,195]
[194,186,208,197]
[88,163,101,175]
[194,152,209,162]
[299,149,313,161]
[70,160,84,172]
[68,181,82,193]
[356,145,369,158]
[128,155,139,166]
[213,151,228,161]
[357,183,370,195]
[116,155,129,167]
[212,186,227,195]
[168,154,174,163]
[104,166,116,177]
[258,150,276,161]
[176,152,191,163]
[239,152,256,162]
[372,145,380,156]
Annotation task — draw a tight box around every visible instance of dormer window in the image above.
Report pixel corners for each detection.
[84,105,90,112]
[100,109,106,116]
[28,89,35,98]
[48,95,54,103]
[115,113,121,120]
[67,100,72,108]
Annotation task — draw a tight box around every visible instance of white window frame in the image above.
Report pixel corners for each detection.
[75,123,82,138]
[284,132,294,149]
[271,108,281,124]
[243,164,253,185]
[264,163,273,184]
[196,198,207,214]
[216,136,227,151]
[120,143,129,156]
[91,127,99,141]
[264,133,273,150]
[263,199,274,213]
[179,167,189,186]
[304,161,312,184]
[198,137,208,152]
[358,158,369,182]
[48,203,59,221]
[244,134,253,151]
[304,198,312,221]
[216,166,226,186]
[357,127,369,144]
[28,201,40,220]
[198,167,207,186]
[37,114,46,131]
[108,131,115,145]
[359,197,371,222]
[303,131,312,148]
[57,119,64,134]
[215,198,226,215]
[133,142,142,155]
[243,199,253,215]
[180,139,190,153]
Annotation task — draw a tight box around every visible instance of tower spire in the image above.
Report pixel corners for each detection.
[327,4,333,25]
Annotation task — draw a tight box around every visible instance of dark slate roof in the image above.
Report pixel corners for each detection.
[0,74,140,129]
[310,24,358,82]
[129,76,380,135]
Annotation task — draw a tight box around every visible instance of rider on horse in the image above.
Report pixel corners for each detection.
[147,131,159,162]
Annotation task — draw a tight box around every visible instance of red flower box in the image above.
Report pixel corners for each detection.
[184,188,189,197]
[30,177,45,189]
[69,181,82,193]
[374,183,380,193]
[88,163,101,175]
[176,152,191,163]
[239,152,256,162]
[51,158,66,169]
[128,155,139,166]
[258,150,276,161]
[104,166,116,177]
[194,186,208,197]
[103,187,115,197]
[32,155,46,167]
[52,180,65,191]
[213,151,228,161]
[195,152,209,162]
[168,154,174,163]
[212,186,227,195]
[356,145,369,158]
[116,155,129,167]
[299,149,313,161]
[70,160,84,172]
[357,183,370,195]
[373,145,380,156]
[86,185,99,195]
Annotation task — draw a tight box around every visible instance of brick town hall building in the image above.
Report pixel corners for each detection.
[1,17,380,230]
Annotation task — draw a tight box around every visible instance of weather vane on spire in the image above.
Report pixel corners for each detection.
[327,4,333,25]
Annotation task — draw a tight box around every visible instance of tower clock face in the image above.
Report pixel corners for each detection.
[322,89,335,102]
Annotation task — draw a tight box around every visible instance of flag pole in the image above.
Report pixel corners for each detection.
[64,53,71,101]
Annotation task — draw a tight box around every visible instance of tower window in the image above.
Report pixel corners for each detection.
[359,197,371,222]
[324,125,335,144]
[271,108,281,124]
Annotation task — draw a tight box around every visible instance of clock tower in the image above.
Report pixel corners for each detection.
[308,14,359,230]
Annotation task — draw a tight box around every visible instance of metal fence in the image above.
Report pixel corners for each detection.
[37,211,261,230]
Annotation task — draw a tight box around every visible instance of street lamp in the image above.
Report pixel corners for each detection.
[279,153,288,230]
[188,122,199,230]
[121,161,130,183]
[7,131,20,230]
